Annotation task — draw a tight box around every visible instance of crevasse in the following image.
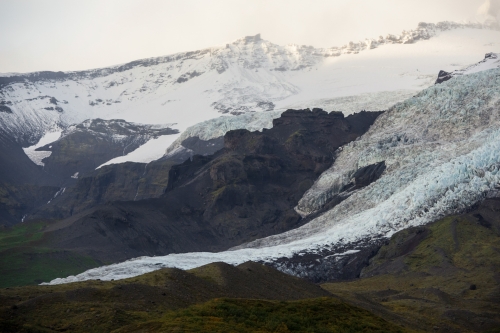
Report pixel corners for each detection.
[45,68,500,284]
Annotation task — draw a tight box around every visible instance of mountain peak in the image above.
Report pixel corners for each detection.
[231,33,262,45]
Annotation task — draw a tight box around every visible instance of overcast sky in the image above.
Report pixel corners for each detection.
[0,0,497,73]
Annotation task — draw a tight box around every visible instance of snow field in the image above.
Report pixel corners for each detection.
[46,68,500,285]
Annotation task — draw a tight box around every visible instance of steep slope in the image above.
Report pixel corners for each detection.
[24,109,381,266]
[46,67,500,285]
[32,119,177,181]
[0,262,407,333]
[32,160,177,220]
[0,132,61,225]
[0,132,58,186]
[0,183,59,226]
[0,22,498,159]
[322,198,500,332]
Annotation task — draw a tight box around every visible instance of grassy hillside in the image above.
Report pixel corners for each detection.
[1,199,499,332]
[115,298,407,333]
[0,219,100,288]
[0,261,407,332]
[322,199,500,332]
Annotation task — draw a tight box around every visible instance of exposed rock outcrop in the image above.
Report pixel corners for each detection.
[37,119,178,182]
[40,109,382,263]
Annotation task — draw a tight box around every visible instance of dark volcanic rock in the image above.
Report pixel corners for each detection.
[0,131,62,225]
[33,135,224,220]
[35,158,178,220]
[0,132,59,186]
[38,119,178,182]
[342,161,386,191]
[0,105,12,113]
[162,136,225,165]
[271,239,385,283]
[43,108,383,263]
[0,182,60,226]
[435,70,453,84]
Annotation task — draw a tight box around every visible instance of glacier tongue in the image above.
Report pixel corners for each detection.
[45,68,500,285]
[296,67,500,216]
[164,110,283,156]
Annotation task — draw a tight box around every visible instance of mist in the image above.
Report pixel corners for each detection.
[0,0,495,73]
[478,0,500,23]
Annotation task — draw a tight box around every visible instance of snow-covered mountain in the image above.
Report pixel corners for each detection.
[1,21,499,170]
[24,119,177,166]
[1,18,499,284]
[436,52,500,83]
[25,119,178,181]
[46,65,500,284]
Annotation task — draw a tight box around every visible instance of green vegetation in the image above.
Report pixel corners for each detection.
[118,298,407,333]
[0,262,408,333]
[1,198,499,331]
[323,214,500,332]
[0,220,46,252]
[0,220,100,288]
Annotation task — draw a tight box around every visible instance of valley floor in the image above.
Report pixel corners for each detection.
[1,199,499,332]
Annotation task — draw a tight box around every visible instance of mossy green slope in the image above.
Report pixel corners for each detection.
[116,298,407,333]
[323,199,500,332]
[0,262,408,333]
[0,219,100,288]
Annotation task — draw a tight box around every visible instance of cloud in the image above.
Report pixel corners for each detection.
[478,0,500,23]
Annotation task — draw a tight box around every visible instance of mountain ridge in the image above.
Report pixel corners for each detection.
[1,20,498,150]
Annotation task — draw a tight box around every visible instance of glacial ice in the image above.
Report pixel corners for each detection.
[2,22,498,152]
[296,67,500,216]
[45,68,500,285]
[164,110,283,155]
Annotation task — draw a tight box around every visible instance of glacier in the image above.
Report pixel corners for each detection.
[1,22,499,160]
[45,68,500,285]
[164,110,283,156]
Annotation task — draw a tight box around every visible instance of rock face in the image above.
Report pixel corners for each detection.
[34,158,178,220]
[162,136,225,166]
[33,135,223,220]
[0,132,57,186]
[0,182,59,226]
[37,119,178,182]
[435,70,454,84]
[0,132,61,224]
[40,109,382,263]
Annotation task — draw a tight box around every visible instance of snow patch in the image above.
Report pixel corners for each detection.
[2,23,499,160]
[47,187,65,205]
[98,133,181,168]
[22,130,61,166]
[44,69,500,285]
